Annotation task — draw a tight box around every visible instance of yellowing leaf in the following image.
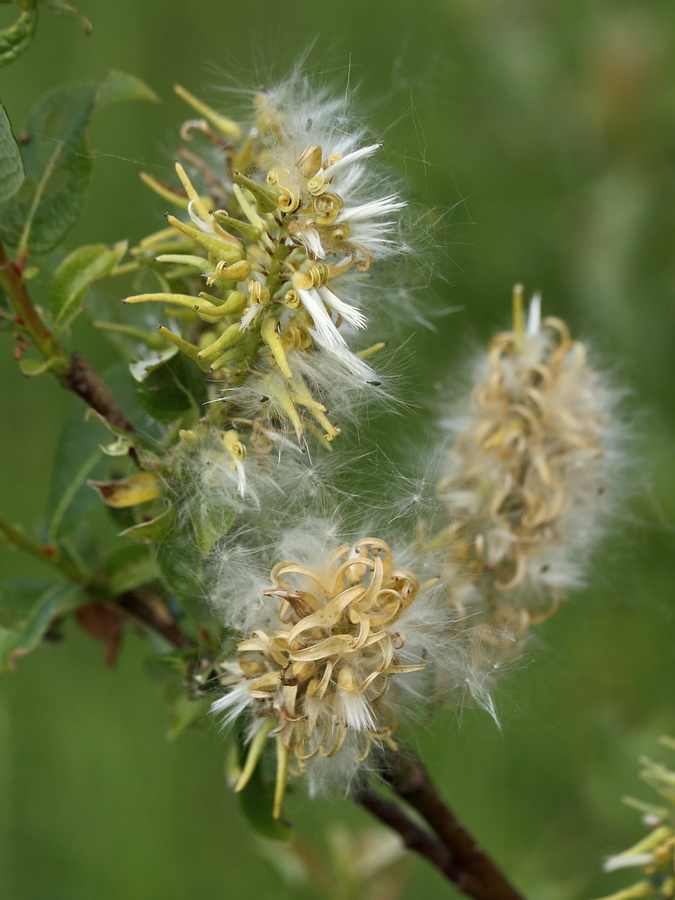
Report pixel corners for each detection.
[88,471,161,508]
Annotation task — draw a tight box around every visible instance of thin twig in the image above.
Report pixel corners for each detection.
[0,515,90,583]
[63,352,139,464]
[0,248,192,649]
[0,515,194,651]
[118,590,195,648]
[355,786,461,885]
[0,242,139,461]
[0,243,64,363]
[379,747,527,900]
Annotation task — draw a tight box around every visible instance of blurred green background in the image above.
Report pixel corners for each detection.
[1,0,674,897]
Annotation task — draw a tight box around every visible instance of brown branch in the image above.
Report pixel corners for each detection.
[378,747,527,900]
[0,242,139,463]
[0,514,89,583]
[1,249,194,653]
[63,352,135,433]
[0,242,64,363]
[118,590,195,648]
[63,352,140,465]
[355,786,462,885]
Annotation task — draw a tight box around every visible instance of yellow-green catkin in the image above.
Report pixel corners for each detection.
[596,738,675,900]
[125,80,407,455]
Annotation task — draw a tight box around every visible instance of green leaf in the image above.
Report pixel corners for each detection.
[0,102,24,202]
[45,405,108,540]
[166,690,210,741]
[119,502,175,543]
[0,579,83,672]
[146,647,198,676]
[39,0,92,34]
[97,70,159,107]
[0,0,38,68]
[18,355,60,376]
[155,536,203,597]
[103,543,158,595]
[130,349,208,424]
[187,501,236,554]
[145,651,210,740]
[84,407,154,454]
[151,517,213,621]
[0,66,158,254]
[51,240,128,334]
[0,82,97,255]
[100,361,157,433]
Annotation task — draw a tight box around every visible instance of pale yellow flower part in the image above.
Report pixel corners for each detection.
[213,539,427,818]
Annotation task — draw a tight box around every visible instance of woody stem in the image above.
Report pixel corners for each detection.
[356,745,527,900]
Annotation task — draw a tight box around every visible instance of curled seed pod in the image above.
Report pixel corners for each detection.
[283,289,302,309]
[211,534,437,814]
[435,288,623,664]
[132,77,407,448]
[306,174,328,196]
[278,187,300,213]
[296,143,323,178]
[248,281,271,306]
[313,192,343,225]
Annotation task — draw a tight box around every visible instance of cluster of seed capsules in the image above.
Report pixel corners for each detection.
[434,287,617,685]
[120,84,619,816]
[127,83,403,455]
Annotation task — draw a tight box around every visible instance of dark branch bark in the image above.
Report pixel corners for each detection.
[379,747,526,900]
[355,786,462,884]
[2,246,195,655]
[63,353,140,465]
[118,591,195,648]
[1,243,139,463]
[64,352,136,435]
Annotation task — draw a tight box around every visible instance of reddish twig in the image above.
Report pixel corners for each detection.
[63,352,135,434]
[63,352,140,464]
[0,242,138,461]
[378,747,526,900]
[355,786,462,885]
